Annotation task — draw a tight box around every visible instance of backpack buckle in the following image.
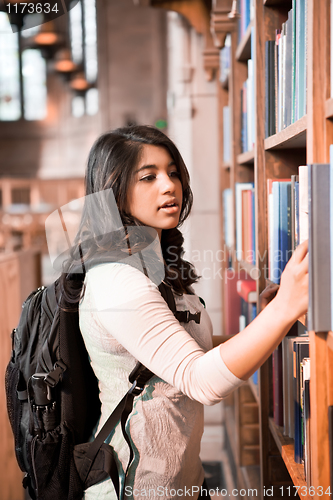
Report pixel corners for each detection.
[128,380,144,396]
[44,360,67,388]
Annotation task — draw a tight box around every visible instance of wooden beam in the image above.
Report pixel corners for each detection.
[210,0,236,48]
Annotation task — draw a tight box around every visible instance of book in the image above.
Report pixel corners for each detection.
[291,175,299,251]
[297,0,307,119]
[301,357,311,485]
[293,338,310,464]
[267,179,290,282]
[224,268,248,336]
[298,165,308,244]
[236,277,257,303]
[284,10,292,128]
[308,163,331,332]
[273,343,284,427]
[268,179,291,283]
[235,182,254,261]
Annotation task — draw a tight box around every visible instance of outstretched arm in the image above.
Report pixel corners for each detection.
[220,240,309,380]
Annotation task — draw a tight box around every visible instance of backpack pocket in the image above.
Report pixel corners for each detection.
[31,422,83,500]
[73,441,116,490]
[5,361,27,472]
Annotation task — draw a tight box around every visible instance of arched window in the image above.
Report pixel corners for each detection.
[69,0,98,117]
[0,12,47,121]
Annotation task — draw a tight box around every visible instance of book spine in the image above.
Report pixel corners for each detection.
[294,341,309,464]
[291,0,296,124]
[308,164,331,332]
[279,181,292,277]
[273,343,284,427]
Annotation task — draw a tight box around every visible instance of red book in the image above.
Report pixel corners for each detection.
[224,269,248,335]
[236,278,257,303]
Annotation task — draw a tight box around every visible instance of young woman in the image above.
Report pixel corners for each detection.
[63,125,308,499]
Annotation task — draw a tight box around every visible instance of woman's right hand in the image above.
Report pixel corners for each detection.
[273,239,309,322]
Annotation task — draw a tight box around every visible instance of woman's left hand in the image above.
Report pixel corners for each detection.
[259,283,279,311]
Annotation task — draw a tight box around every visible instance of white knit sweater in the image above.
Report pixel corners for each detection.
[79,262,244,500]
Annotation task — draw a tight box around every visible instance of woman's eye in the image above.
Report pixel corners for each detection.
[170,171,180,178]
[140,174,155,182]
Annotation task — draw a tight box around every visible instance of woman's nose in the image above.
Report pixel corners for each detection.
[161,174,176,193]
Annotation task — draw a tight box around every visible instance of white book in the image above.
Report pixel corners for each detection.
[298,165,308,244]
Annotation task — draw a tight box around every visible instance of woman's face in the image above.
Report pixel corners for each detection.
[127,144,183,238]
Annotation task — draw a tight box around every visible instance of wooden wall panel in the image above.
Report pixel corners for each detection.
[0,250,41,500]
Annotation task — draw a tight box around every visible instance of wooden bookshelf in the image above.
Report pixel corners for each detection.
[214,0,333,497]
[237,150,255,165]
[236,20,253,62]
[268,418,311,497]
[264,115,307,150]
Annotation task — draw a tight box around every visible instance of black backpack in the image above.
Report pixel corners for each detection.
[5,273,201,500]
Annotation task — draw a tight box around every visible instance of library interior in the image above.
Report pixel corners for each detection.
[0,0,332,499]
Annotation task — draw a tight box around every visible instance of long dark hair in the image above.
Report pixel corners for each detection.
[60,125,200,301]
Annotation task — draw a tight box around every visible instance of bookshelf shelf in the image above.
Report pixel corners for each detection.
[264,115,307,150]
[236,20,253,62]
[237,150,255,165]
[325,98,333,119]
[268,418,311,497]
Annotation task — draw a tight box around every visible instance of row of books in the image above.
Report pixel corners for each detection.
[238,0,254,43]
[241,28,255,153]
[273,335,310,481]
[267,167,308,284]
[267,160,333,331]
[265,0,307,138]
[235,182,255,264]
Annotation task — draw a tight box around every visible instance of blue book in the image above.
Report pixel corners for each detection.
[279,181,292,275]
[271,182,281,283]
[293,339,309,464]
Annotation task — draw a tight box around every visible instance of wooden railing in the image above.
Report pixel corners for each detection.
[0,177,84,253]
[0,249,41,500]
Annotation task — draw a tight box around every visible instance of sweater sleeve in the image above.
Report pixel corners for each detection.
[83,262,244,405]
